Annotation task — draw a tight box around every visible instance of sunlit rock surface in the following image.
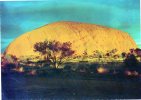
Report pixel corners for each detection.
[5,21,137,58]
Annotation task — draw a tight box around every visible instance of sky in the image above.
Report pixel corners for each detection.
[1,0,141,52]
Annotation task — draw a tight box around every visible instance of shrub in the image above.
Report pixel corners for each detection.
[64,65,72,71]
[89,63,98,73]
[76,64,89,74]
[124,54,139,71]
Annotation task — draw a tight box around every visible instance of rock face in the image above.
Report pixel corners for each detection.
[5,21,137,58]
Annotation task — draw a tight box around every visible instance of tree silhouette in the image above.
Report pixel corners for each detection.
[105,49,118,62]
[34,40,75,68]
[93,50,103,62]
[134,48,141,61]
[82,49,88,61]
[121,52,126,59]
[124,53,139,71]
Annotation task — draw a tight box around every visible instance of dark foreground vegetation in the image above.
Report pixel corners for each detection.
[2,61,141,99]
[2,72,141,99]
[1,40,141,99]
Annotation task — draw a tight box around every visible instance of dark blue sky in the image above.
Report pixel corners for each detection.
[1,0,140,52]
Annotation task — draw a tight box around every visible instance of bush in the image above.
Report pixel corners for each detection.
[2,63,17,74]
[76,64,89,73]
[48,68,63,75]
[89,63,98,73]
[63,65,72,72]
[4,63,16,70]
[124,54,139,71]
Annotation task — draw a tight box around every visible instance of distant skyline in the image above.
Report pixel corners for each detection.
[1,0,140,52]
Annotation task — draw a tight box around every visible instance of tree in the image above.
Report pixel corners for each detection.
[93,50,103,63]
[105,49,118,62]
[134,48,141,61]
[121,52,126,59]
[1,54,18,73]
[82,49,88,61]
[1,54,18,68]
[124,53,139,71]
[34,40,75,68]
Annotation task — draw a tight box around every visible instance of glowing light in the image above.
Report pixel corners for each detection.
[125,70,132,76]
[15,67,24,73]
[19,67,24,72]
[97,67,108,74]
[132,71,139,76]
[29,70,36,75]
[125,70,139,76]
